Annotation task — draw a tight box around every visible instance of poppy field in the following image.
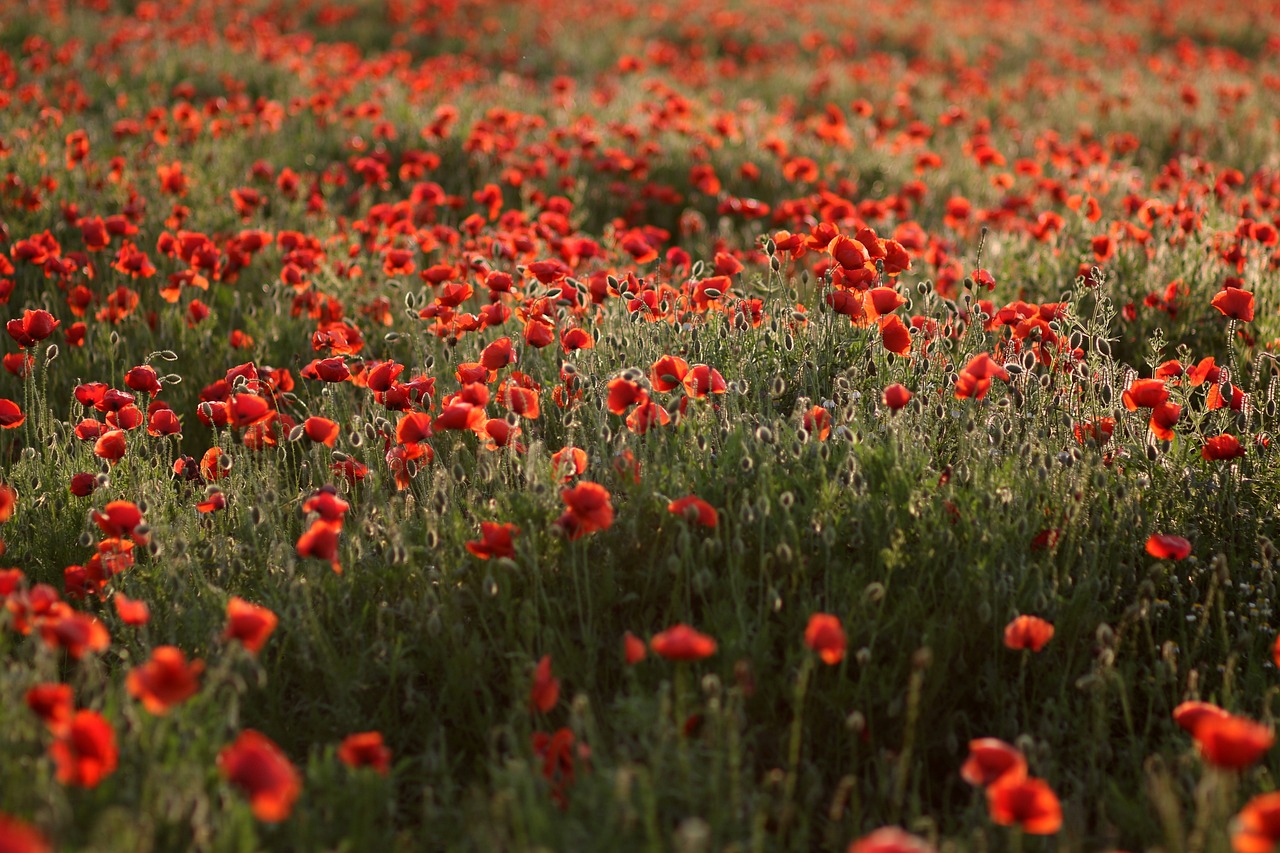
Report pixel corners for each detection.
[2,0,1280,849]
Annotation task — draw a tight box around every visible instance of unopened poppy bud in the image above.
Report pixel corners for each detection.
[855,647,871,667]
[912,647,933,670]
[846,711,866,734]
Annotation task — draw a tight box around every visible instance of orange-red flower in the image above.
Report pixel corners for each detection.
[1211,286,1255,321]
[986,776,1062,834]
[961,738,1028,787]
[804,613,847,665]
[846,827,937,853]
[1189,711,1274,770]
[883,384,912,411]
[668,495,718,528]
[126,646,204,715]
[223,596,278,655]
[623,631,646,665]
[1003,615,1054,652]
[0,812,50,853]
[1202,434,1246,461]
[650,624,717,661]
[555,481,613,540]
[51,710,118,788]
[529,655,560,713]
[337,731,392,775]
[1233,791,1280,853]
[297,519,342,573]
[219,730,301,822]
[466,522,519,560]
[25,683,74,735]
[38,605,110,659]
[114,593,150,626]
[1145,534,1191,560]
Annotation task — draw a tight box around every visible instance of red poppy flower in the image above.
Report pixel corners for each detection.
[1145,534,1191,560]
[650,355,690,392]
[0,812,50,853]
[1173,701,1231,735]
[0,483,14,523]
[1003,615,1054,652]
[804,613,847,665]
[623,631,646,665]
[668,496,718,528]
[93,429,127,462]
[91,500,143,538]
[51,710,118,788]
[25,683,74,735]
[650,624,717,661]
[1190,712,1274,770]
[39,605,110,659]
[529,655,560,713]
[218,730,302,822]
[1202,434,1246,461]
[297,519,342,573]
[127,646,204,715]
[302,416,340,447]
[466,522,519,560]
[551,446,588,481]
[1122,378,1169,410]
[0,399,26,429]
[555,481,614,540]
[1233,791,1280,853]
[223,597,278,655]
[338,732,392,775]
[883,384,912,411]
[986,776,1062,834]
[5,309,60,349]
[113,593,150,626]
[961,738,1028,787]
[879,315,912,355]
[846,827,937,853]
[1211,286,1255,322]
[682,364,727,398]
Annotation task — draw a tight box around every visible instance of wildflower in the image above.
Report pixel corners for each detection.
[650,624,717,661]
[338,732,392,775]
[223,597,278,655]
[961,739,1028,786]
[219,730,302,822]
[1233,792,1280,853]
[804,613,847,665]
[1145,534,1191,560]
[529,656,560,713]
[986,776,1062,834]
[51,710,117,788]
[126,646,204,714]
[668,496,718,528]
[1003,615,1054,652]
[555,482,614,540]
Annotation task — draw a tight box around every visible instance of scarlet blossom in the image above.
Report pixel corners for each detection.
[1145,534,1191,560]
[126,646,204,715]
[480,337,516,371]
[69,473,97,497]
[297,519,342,573]
[25,683,74,735]
[93,429,127,462]
[879,315,912,355]
[530,655,560,713]
[6,309,59,348]
[0,399,26,429]
[668,496,718,528]
[551,446,588,481]
[1003,615,1054,652]
[338,732,392,775]
[51,710,118,788]
[650,355,690,392]
[218,730,302,822]
[682,364,727,398]
[113,593,150,626]
[1202,434,1246,461]
[532,727,587,809]
[1233,791,1280,853]
[223,597,278,655]
[846,827,937,853]
[986,776,1062,834]
[1122,378,1168,410]
[0,812,51,853]
[39,605,110,659]
[0,483,14,522]
[623,631,646,665]
[1211,286,1255,322]
[1173,701,1231,735]
[555,482,613,540]
[961,739,1028,787]
[1189,711,1274,770]
[650,624,718,661]
[804,613,847,665]
[883,384,912,411]
[302,416,340,447]
[466,522,519,560]
[91,500,143,538]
